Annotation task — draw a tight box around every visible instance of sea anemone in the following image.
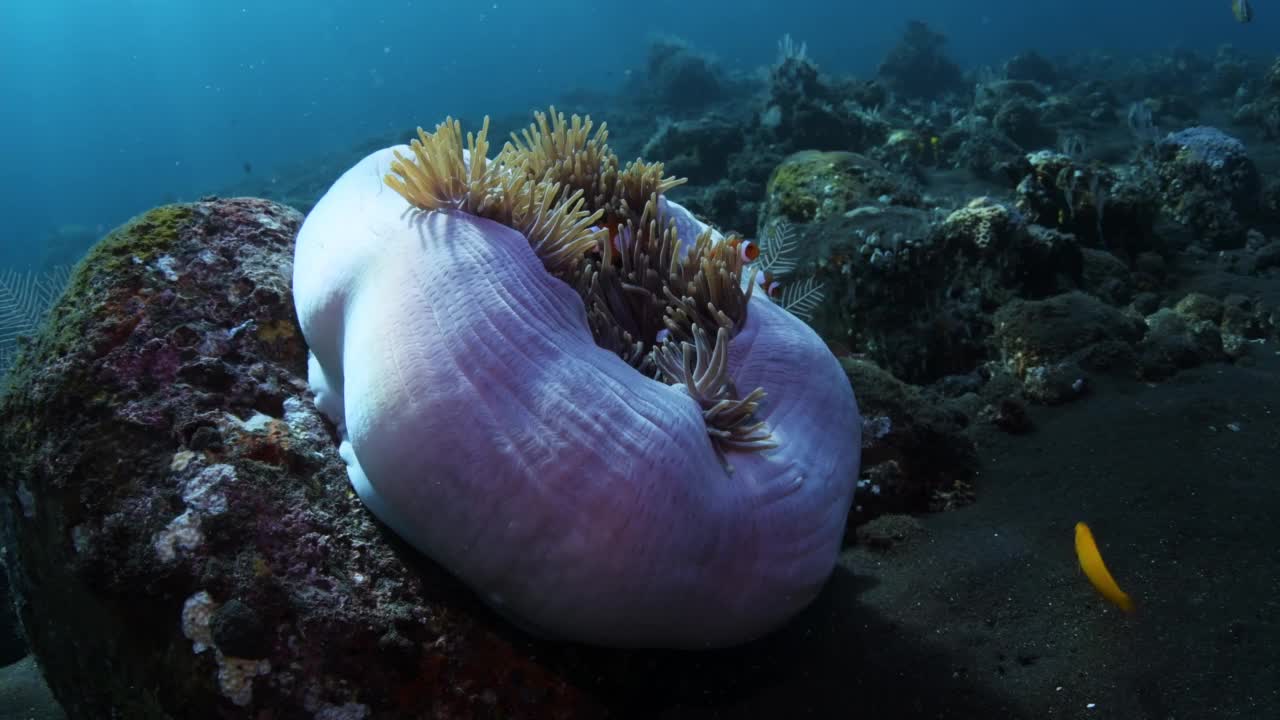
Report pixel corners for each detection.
[292,107,860,648]
[383,110,772,454]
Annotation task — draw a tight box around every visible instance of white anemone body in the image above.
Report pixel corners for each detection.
[293,146,861,648]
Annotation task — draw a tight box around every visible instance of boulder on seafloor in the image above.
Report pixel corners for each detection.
[0,198,608,718]
[1150,126,1262,249]
[840,357,978,516]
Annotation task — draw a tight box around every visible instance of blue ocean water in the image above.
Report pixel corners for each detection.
[0,0,1274,266]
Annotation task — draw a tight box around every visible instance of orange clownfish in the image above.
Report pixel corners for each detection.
[600,221,633,258]
[755,269,782,299]
[728,234,780,296]
[1074,522,1135,613]
[727,235,760,263]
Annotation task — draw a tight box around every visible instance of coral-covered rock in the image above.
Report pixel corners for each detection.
[942,119,1026,182]
[993,286,1273,386]
[642,37,725,111]
[795,197,1081,382]
[1267,56,1280,93]
[1080,248,1134,305]
[1233,58,1280,140]
[1003,52,1059,86]
[841,358,977,515]
[1014,150,1160,260]
[1134,290,1279,376]
[993,98,1056,151]
[1219,293,1278,342]
[973,78,1047,116]
[762,46,888,155]
[853,513,927,551]
[933,199,1083,303]
[1020,360,1089,405]
[992,291,1145,381]
[876,21,965,100]
[1151,126,1262,249]
[760,150,920,226]
[0,199,608,718]
[978,396,1036,433]
[640,114,745,185]
[1138,307,1225,378]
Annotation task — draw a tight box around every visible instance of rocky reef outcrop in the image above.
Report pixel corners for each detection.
[0,199,610,718]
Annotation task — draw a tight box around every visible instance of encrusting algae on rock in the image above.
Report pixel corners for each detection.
[0,197,619,717]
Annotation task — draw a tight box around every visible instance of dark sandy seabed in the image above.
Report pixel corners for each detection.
[645,352,1280,717]
[785,349,1279,720]
[0,657,61,720]
[660,259,1280,720]
[5,349,1276,719]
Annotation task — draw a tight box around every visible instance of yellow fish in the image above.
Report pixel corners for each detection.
[1075,522,1135,612]
[1232,0,1253,23]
